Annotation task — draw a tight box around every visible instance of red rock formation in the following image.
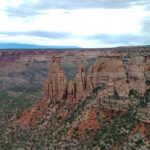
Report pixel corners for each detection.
[86,56,129,97]
[128,55,146,95]
[42,56,67,103]
[16,99,47,126]
[74,64,86,101]
[15,54,149,128]
[16,57,68,126]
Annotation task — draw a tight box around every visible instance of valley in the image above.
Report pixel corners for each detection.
[0,47,150,150]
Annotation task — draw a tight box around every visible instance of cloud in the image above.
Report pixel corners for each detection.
[141,17,150,33]
[5,0,149,18]
[5,1,40,18]
[6,7,39,18]
[37,0,149,9]
[87,14,150,46]
[0,0,150,47]
[0,31,71,39]
[139,17,150,44]
[88,34,141,45]
[29,31,71,39]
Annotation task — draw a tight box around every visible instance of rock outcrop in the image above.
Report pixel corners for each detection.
[86,56,129,97]
[74,64,86,101]
[42,56,67,103]
[16,54,148,127]
[42,59,86,104]
[128,55,146,95]
[42,55,147,103]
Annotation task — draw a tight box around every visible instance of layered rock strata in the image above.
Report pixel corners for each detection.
[128,55,146,95]
[86,56,129,97]
[42,55,147,103]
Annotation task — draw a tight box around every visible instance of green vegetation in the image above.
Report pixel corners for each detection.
[0,91,11,102]
[57,85,103,136]
[129,89,140,99]
[108,89,121,100]
[145,80,150,86]
[139,88,150,107]
[88,87,150,149]
[0,91,41,117]
[11,83,42,93]
[89,107,139,149]
[0,83,149,150]
[113,89,120,100]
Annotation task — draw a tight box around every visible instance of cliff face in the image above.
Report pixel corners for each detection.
[41,55,148,104]
[128,55,146,95]
[144,55,150,89]
[86,56,129,97]
[86,55,148,97]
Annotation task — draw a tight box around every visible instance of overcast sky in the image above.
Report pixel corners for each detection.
[0,0,150,48]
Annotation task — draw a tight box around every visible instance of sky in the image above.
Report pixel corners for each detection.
[0,0,150,48]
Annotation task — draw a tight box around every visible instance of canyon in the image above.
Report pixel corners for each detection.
[0,47,150,150]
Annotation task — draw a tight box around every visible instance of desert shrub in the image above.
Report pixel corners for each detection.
[129,89,140,99]
[145,80,150,86]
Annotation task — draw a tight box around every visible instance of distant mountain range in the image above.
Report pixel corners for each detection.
[0,43,150,50]
[0,43,80,50]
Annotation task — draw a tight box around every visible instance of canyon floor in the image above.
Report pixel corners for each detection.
[0,47,150,150]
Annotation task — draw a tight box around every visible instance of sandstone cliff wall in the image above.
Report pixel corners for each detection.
[42,54,148,104]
